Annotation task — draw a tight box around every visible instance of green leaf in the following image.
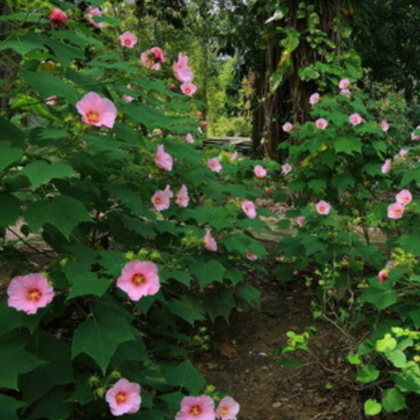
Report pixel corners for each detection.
[64,262,110,300]
[0,32,45,55]
[43,37,84,69]
[203,290,236,322]
[25,195,91,239]
[276,358,304,367]
[364,399,382,416]
[0,333,45,390]
[163,360,205,394]
[334,136,362,155]
[359,287,397,310]
[23,71,79,104]
[387,350,407,368]
[72,303,135,373]
[0,299,42,335]
[236,284,260,307]
[160,270,191,286]
[20,330,73,405]
[0,395,26,420]
[382,388,406,413]
[190,260,226,290]
[376,334,397,353]
[19,161,73,189]
[356,364,379,383]
[29,387,74,420]
[166,295,205,326]
[0,142,23,172]
[0,193,20,227]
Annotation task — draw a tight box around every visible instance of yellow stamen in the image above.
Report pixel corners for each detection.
[26,288,42,301]
[132,273,146,285]
[87,111,99,123]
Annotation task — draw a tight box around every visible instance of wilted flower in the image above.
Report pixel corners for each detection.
[48,8,67,29]
[173,53,194,83]
[154,145,173,172]
[204,229,217,252]
[381,159,392,174]
[309,93,320,105]
[176,185,189,207]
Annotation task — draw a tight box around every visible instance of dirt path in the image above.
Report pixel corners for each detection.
[197,279,364,420]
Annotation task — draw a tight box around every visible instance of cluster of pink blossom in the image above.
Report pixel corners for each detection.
[387,189,412,220]
[173,53,197,96]
[48,8,67,29]
[175,395,240,420]
[105,378,142,416]
[140,47,165,70]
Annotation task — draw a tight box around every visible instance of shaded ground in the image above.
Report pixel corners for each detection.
[197,279,363,420]
[196,271,415,420]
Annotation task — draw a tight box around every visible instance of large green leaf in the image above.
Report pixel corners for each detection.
[190,260,226,289]
[0,333,45,390]
[23,71,79,104]
[19,161,73,189]
[203,290,236,322]
[0,142,23,172]
[0,193,20,227]
[359,287,397,310]
[0,395,26,420]
[20,331,73,405]
[72,303,135,373]
[382,388,406,413]
[64,262,110,300]
[25,195,91,239]
[356,364,379,383]
[166,294,205,326]
[163,360,205,394]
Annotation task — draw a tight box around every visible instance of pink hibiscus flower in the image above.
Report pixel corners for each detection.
[76,92,117,128]
[387,202,405,219]
[204,228,217,252]
[315,118,328,130]
[7,273,55,315]
[186,133,195,143]
[155,145,173,172]
[380,120,389,132]
[282,122,293,133]
[176,184,190,207]
[253,165,267,178]
[381,159,392,174]
[116,261,160,301]
[207,158,222,173]
[87,7,105,28]
[309,93,320,105]
[105,378,142,416]
[295,216,305,227]
[48,8,67,29]
[340,89,351,98]
[316,200,331,215]
[281,163,292,175]
[396,189,412,206]
[175,395,216,420]
[216,396,240,420]
[119,32,137,48]
[151,185,173,211]
[242,200,257,219]
[412,125,420,141]
[122,84,134,103]
[181,82,197,97]
[339,78,350,89]
[230,152,238,162]
[349,113,363,126]
[173,53,194,83]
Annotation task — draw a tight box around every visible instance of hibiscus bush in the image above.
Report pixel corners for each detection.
[0,2,272,419]
[275,78,420,414]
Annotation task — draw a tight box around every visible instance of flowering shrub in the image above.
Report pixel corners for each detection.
[0,2,268,418]
[275,77,420,414]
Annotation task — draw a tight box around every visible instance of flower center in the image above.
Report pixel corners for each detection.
[87,111,99,123]
[116,392,127,404]
[395,209,402,216]
[219,407,228,415]
[319,206,325,212]
[124,39,131,45]
[132,273,146,286]
[190,406,202,416]
[26,288,42,301]
[154,197,162,205]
